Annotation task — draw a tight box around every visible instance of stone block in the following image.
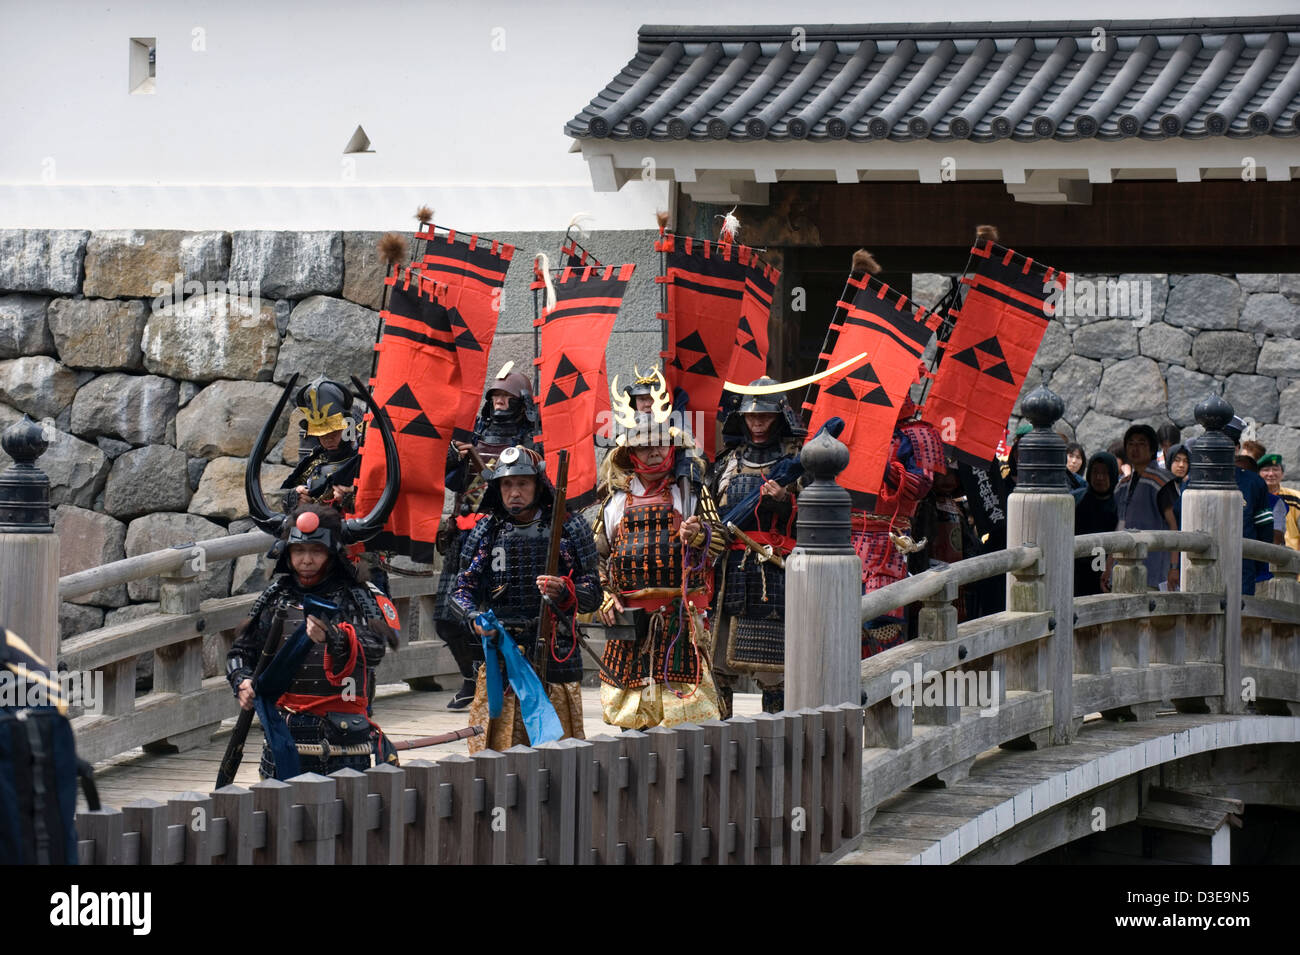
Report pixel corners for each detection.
[0,230,89,295]
[1075,411,1131,459]
[1092,357,1167,420]
[0,413,109,508]
[55,505,128,607]
[342,230,399,311]
[1256,339,1300,377]
[0,294,55,358]
[96,436,131,459]
[81,230,187,298]
[1119,273,1169,324]
[1165,366,1218,427]
[1190,330,1257,375]
[1256,425,1300,472]
[60,602,104,642]
[229,231,343,299]
[1236,274,1279,293]
[103,445,192,519]
[0,356,78,420]
[141,292,279,382]
[188,455,293,522]
[123,512,231,602]
[1239,293,1300,336]
[47,298,149,371]
[1072,319,1138,360]
[175,379,289,458]
[1048,355,1103,426]
[178,231,231,284]
[231,552,273,596]
[1279,381,1300,425]
[272,296,380,385]
[1165,274,1241,330]
[1032,319,1071,372]
[1222,374,1280,426]
[70,373,178,446]
[1138,323,1192,365]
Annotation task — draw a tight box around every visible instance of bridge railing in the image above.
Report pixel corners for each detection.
[57,532,453,764]
[73,705,865,865]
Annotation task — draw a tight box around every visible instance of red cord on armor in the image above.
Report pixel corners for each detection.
[550,575,578,663]
[663,525,710,697]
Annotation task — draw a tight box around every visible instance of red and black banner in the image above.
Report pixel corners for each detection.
[924,240,1066,467]
[805,275,939,512]
[533,263,634,510]
[356,270,462,562]
[417,229,514,442]
[656,233,775,457]
[724,260,779,389]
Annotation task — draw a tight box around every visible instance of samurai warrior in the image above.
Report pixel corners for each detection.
[435,365,543,710]
[448,446,600,752]
[710,379,804,715]
[235,379,403,778]
[595,376,726,729]
[856,396,946,657]
[281,377,362,514]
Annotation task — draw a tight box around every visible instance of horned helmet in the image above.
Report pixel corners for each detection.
[294,377,354,438]
[720,376,801,443]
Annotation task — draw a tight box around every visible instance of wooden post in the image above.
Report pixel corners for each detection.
[1005,384,1076,744]
[786,431,859,710]
[146,562,217,752]
[0,418,59,665]
[1180,395,1244,715]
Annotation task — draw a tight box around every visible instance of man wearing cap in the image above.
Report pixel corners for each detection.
[226,505,395,778]
[1258,453,1300,552]
[436,367,543,710]
[1112,424,1181,590]
[449,445,601,752]
[710,378,803,714]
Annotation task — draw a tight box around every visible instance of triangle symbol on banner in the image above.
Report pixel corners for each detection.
[544,381,568,407]
[670,356,684,371]
[400,412,441,438]
[950,346,981,369]
[686,354,717,376]
[569,372,591,398]
[454,329,482,352]
[848,363,882,383]
[983,361,1015,384]
[386,383,422,409]
[825,377,857,400]
[554,354,581,378]
[677,330,707,353]
[448,307,468,328]
[825,365,893,407]
[860,384,892,406]
[974,336,1005,360]
[741,337,762,358]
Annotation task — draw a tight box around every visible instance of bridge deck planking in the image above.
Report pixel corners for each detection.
[845,712,1300,865]
[82,684,763,809]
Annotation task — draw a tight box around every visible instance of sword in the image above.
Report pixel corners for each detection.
[392,726,484,751]
[215,606,288,789]
[725,522,786,569]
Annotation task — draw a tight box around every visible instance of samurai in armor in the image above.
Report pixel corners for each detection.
[595,376,726,729]
[435,365,543,710]
[226,505,397,778]
[448,446,600,752]
[281,377,362,514]
[857,396,945,657]
[710,379,803,714]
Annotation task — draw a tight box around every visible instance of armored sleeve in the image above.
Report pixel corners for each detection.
[559,513,602,614]
[226,582,286,693]
[339,586,387,672]
[449,520,494,622]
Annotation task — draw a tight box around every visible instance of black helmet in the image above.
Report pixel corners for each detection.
[271,505,351,576]
[624,366,660,400]
[480,446,553,515]
[721,377,800,442]
[294,377,354,437]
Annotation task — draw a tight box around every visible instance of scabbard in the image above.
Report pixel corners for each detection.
[726,522,786,569]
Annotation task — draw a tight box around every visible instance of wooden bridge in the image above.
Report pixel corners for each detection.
[3,389,1298,864]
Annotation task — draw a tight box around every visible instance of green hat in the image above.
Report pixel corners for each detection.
[1014,422,1033,437]
[1258,453,1284,469]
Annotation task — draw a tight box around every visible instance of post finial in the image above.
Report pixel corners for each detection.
[796,430,852,554]
[1189,393,1237,489]
[0,416,54,533]
[1014,383,1068,493]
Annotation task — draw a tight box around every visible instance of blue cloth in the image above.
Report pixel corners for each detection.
[253,623,314,780]
[475,611,563,746]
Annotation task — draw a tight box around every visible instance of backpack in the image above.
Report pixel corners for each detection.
[0,626,98,865]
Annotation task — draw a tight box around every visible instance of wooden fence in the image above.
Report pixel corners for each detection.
[74,705,864,865]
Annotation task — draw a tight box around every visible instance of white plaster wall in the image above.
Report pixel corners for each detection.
[1,0,1294,230]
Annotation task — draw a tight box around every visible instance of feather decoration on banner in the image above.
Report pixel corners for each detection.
[718,207,740,243]
[533,253,557,311]
[414,205,434,225]
[378,233,406,268]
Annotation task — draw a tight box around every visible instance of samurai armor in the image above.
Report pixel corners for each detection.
[862,623,905,659]
[599,608,721,729]
[258,711,373,778]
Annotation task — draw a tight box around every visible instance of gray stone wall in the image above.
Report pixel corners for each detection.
[914,271,1300,463]
[0,227,662,642]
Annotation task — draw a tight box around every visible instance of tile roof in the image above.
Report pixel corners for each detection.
[567,18,1300,143]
